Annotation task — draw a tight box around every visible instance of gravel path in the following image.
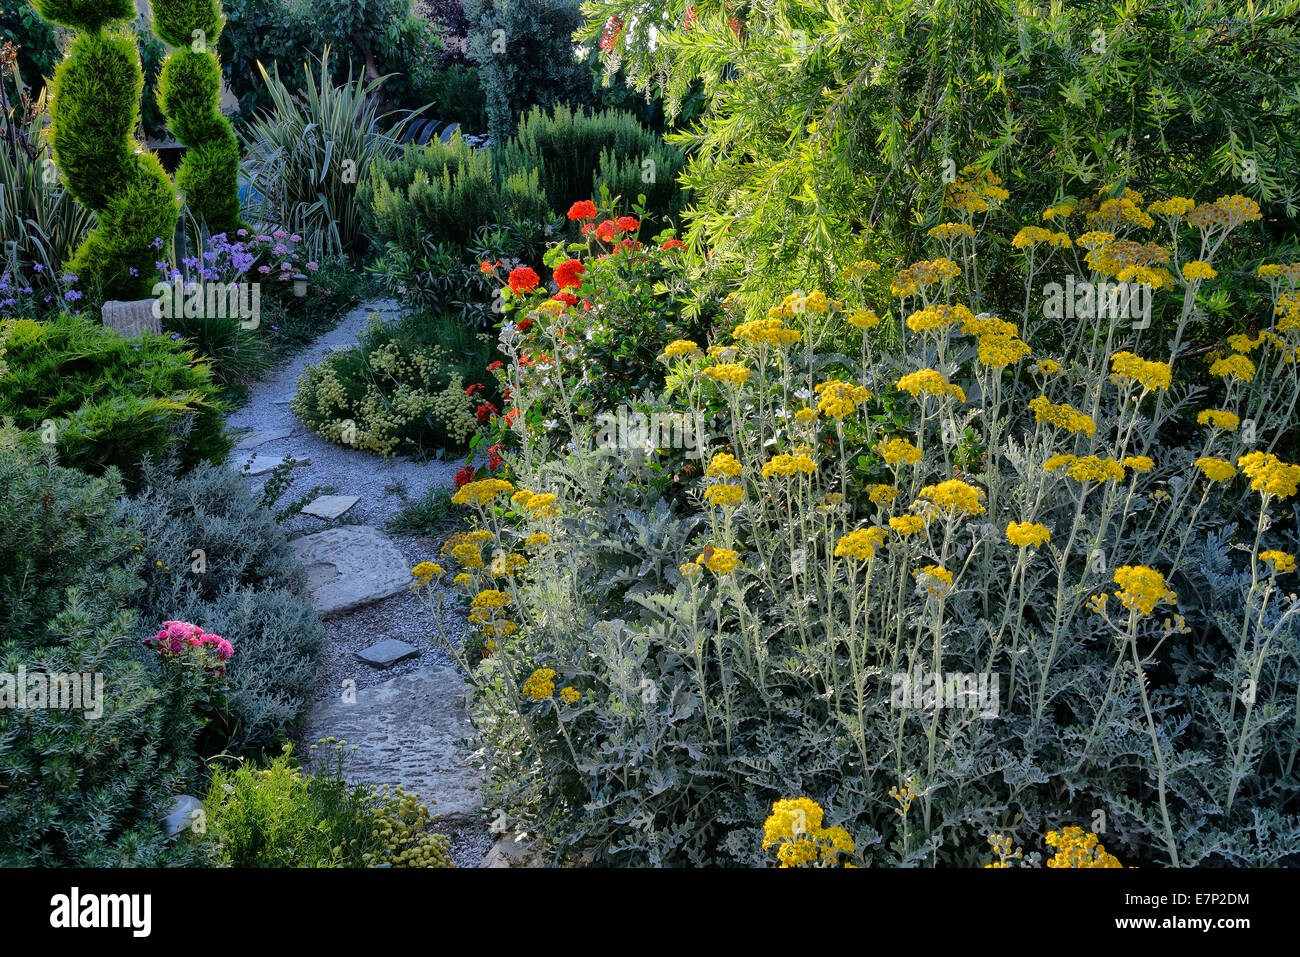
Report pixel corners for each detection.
[225,299,491,866]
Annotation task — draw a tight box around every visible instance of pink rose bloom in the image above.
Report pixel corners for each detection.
[166,637,183,654]
[214,639,234,660]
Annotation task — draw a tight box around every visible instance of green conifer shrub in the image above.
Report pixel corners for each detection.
[150,0,241,235]
[33,0,180,301]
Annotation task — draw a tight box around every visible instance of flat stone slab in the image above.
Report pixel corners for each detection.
[302,494,360,520]
[102,298,162,337]
[290,525,411,617]
[241,453,309,476]
[355,638,421,669]
[233,428,295,451]
[303,666,483,819]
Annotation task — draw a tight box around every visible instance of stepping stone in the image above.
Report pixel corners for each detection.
[160,795,204,837]
[233,428,295,451]
[303,666,483,819]
[290,525,411,617]
[301,494,360,520]
[354,639,421,669]
[241,453,309,476]
[102,298,162,337]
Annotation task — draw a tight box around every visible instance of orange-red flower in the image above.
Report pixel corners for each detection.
[507,266,539,295]
[567,200,597,221]
[595,219,619,243]
[661,238,684,250]
[553,258,585,289]
[616,215,639,233]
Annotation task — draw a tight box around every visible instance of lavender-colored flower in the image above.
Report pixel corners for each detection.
[64,290,82,301]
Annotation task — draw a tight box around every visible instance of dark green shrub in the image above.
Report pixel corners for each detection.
[0,315,230,478]
[0,446,205,866]
[152,0,241,235]
[464,0,595,143]
[33,1,179,300]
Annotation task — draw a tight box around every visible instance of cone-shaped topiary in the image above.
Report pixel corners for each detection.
[34,0,181,301]
[150,0,240,236]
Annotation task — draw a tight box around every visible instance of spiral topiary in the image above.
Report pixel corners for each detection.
[34,0,181,301]
[150,0,240,236]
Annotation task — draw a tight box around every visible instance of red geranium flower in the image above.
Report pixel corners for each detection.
[516,317,534,333]
[453,466,475,489]
[480,260,501,273]
[507,266,539,295]
[661,238,684,250]
[581,223,595,235]
[504,408,520,426]
[594,219,618,243]
[466,382,483,396]
[567,200,597,221]
[553,258,585,289]
[615,215,639,233]
[476,402,499,423]
[553,291,578,306]
[487,360,504,372]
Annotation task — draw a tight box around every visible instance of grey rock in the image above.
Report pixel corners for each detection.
[240,453,309,476]
[301,494,360,520]
[102,299,162,337]
[354,638,421,669]
[303,666,483,819]
[161,794,204,837]
[483,834,543,868]
[290,525,412,617]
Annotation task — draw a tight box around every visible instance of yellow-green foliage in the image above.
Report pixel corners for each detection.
[292,322,479,457]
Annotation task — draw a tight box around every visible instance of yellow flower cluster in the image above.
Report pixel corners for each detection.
[702,363,751,386]
[696,546,742,574]
[1042,201,1076,220]
[835,527,888,561]
[770,290,837,318]
[944,166,1009,214]
[733,317,802,347]
[1043,454,1126,483]
[1045,827,1122,868]
[1011,226,1071,248]
[706,452,744,478]
[659,339,701,360]
[890,258,962,296]
[1110,351,1172,392]
[1088,194,1154,230]
[1186,194,1262,231]
[1209,353,1256,382]
[815,379,872,419]
[1194,457,1237,483]
[919,479,986,516]
[411,562,443,585]
[512,490,557,517]
[1028,396,1097,436]
[761,798,855,868]
[1147,197,1195,218]
[876,437,922,466]
[1123,455,1154,472]
[442,529,494,569]
[1006,521,1050,548]
[559,686,580,703]
[1261,550,1296,574]
[843,259,881,278]
[1182,260,1217,281]
[762,452,817,477]
[1238,451,1300,498]
[452,478,515,507]
[704,483,744,509]
[847,309,882,330]
[867,483,900,504]
[889,514,926,536]
[521,668,557,701]
[896,369,965,402]
[1113,565,1177,616]
[1196,409,1240,431]
[906,303,974,333]
[1036,357,1062,375]
[928,222,976,240]
[914,564,954,596]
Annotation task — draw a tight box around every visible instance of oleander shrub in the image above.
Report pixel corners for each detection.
[416,180,1300,867]
[292,309,485,457]
[0,314,230,479]
[202,743,452,867]
[120,459,324,753]
[33,0,180,301]
[0,445,211,865]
